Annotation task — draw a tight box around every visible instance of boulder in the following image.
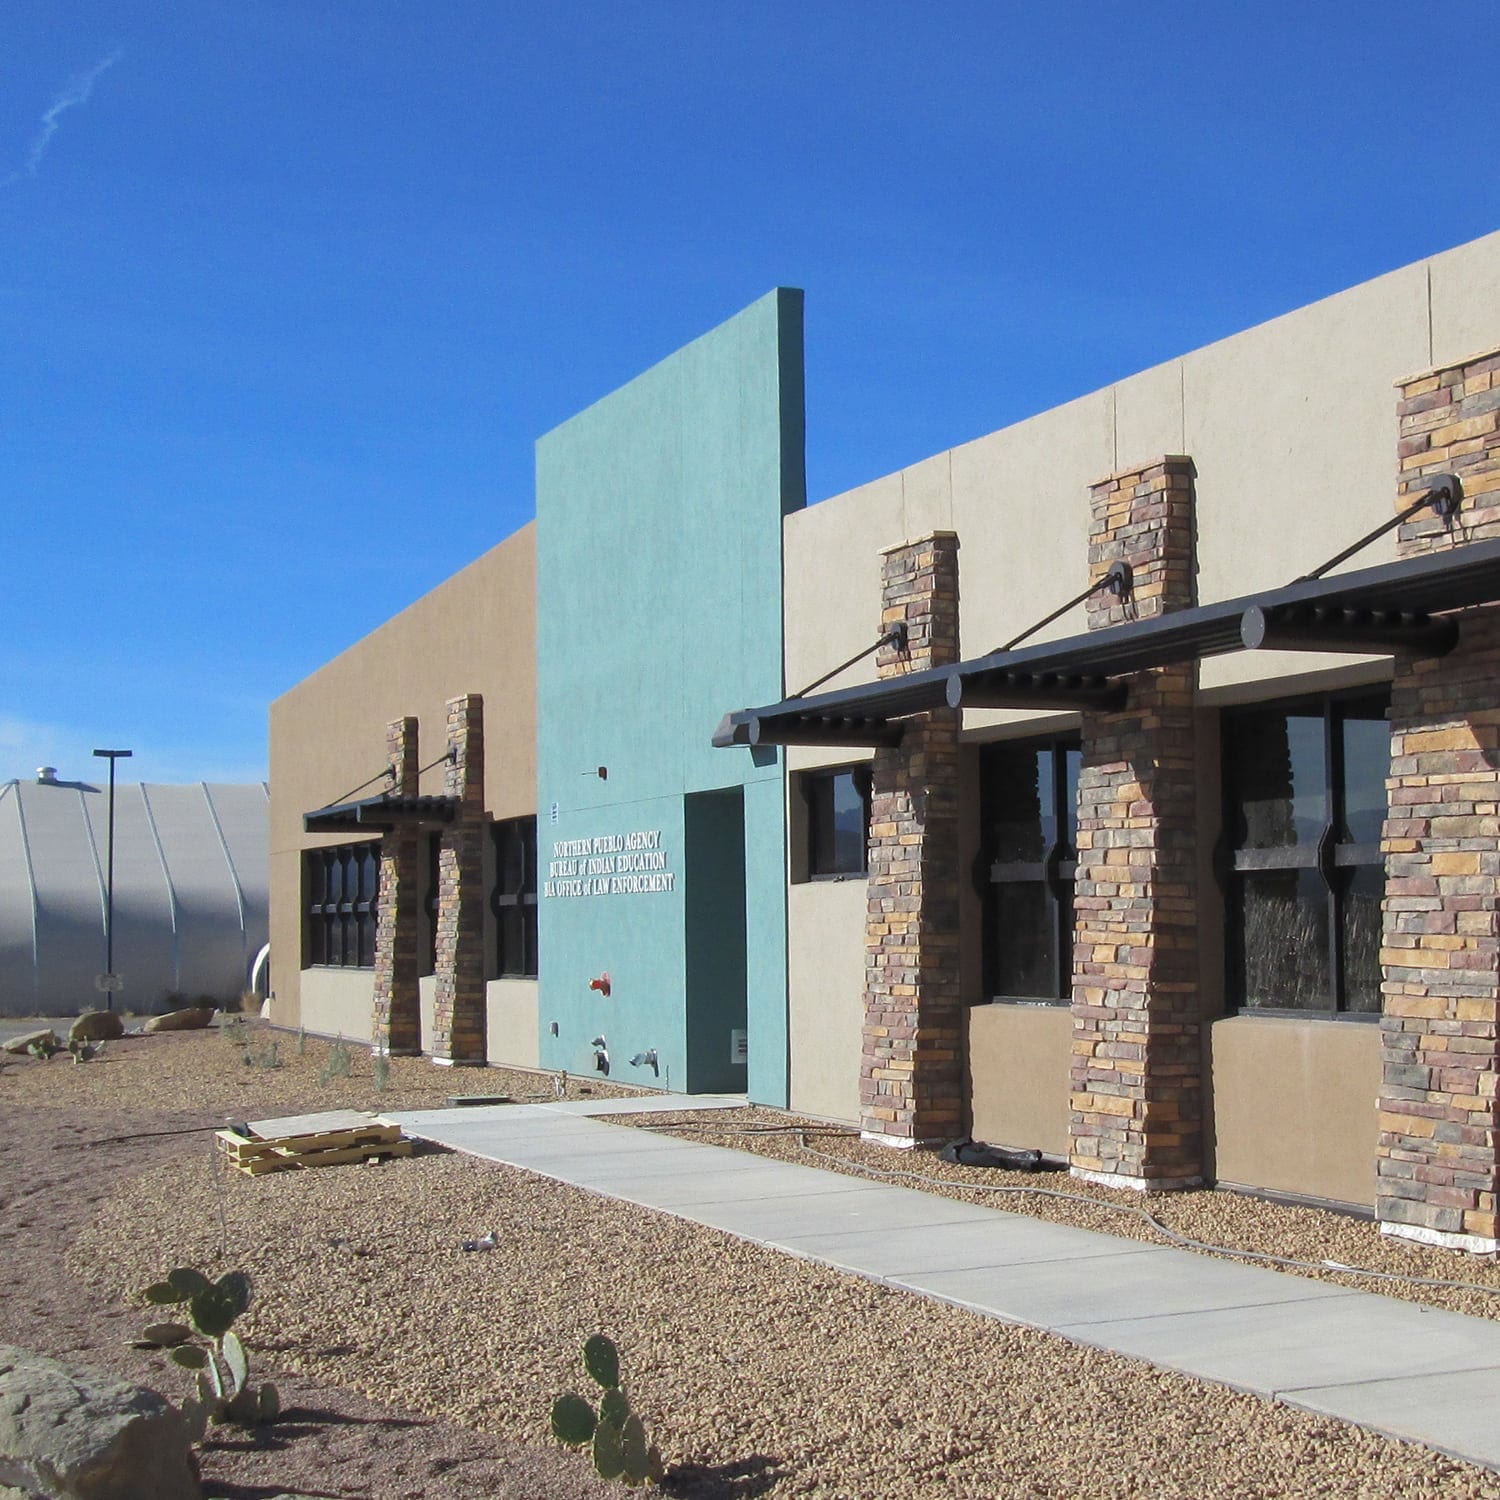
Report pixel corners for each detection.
[0,1344,201,1499]
[143,1008,215,1035]
[1,1031,58,1057]
[68,1013,125,1045]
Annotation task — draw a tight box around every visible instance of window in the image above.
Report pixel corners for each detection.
[979,738,1081,1003]
[304,842,380,969]
[491,817,539,978]
[1223,692,1389,1016]
[805,767,871,877]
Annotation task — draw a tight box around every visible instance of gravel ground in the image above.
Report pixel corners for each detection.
[6,1026,1500,1497]
[606,1109,1500,1323]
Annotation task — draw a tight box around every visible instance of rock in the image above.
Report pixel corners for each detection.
[1,1030,57,1057]
[0,1344,201,1500]
[69,1012,126,1044]
[143,1008,215,1035]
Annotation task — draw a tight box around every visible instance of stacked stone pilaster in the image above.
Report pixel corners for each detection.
[1070,458,1203,1190]
[1379,349,1500,1253]
[433,693,487,1065]
[372,716,421,1056]
[861,531,963,1146]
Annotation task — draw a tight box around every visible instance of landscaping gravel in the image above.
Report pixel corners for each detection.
[7,1026,1500,1496]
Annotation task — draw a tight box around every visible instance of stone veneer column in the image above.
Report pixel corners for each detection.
[372,716,421,1056]
[1069,457,1203,1190]
[861,531,963,1146]
[1379,348,1500,1253]
[433,693,486,1065]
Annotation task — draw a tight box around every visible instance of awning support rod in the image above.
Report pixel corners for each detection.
[790,622,908,700]
[311,746,454,818]
[1298,474,1462,582]
[998,560,1132,653]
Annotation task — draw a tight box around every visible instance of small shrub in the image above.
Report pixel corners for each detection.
[319,1035,353,1085]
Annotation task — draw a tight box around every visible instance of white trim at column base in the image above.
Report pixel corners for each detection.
[1380,1220,1500,1257]
[1071,1166,1203,1193]
[860,1129,929,1149]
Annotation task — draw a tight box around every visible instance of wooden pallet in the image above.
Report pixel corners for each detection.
[215,1113,410,1177]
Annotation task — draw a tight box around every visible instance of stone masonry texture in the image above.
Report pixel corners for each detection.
[433,693,486,1064]
[372,716,421,1056]
[861,531,963,1145]
[1070,457,1203,1189]
[1379,349,1500,1250]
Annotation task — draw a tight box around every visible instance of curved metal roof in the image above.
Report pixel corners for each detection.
[0,778,268,1017]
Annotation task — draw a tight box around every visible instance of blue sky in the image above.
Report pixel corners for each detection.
[5,2,1500,785]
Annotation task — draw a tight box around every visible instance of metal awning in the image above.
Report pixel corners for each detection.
[714,536,1500,750]
[303,794,458,834]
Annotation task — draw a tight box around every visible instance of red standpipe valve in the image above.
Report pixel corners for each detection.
[589,972,611,998]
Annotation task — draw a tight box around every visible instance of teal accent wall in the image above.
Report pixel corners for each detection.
[535,289,804,1104]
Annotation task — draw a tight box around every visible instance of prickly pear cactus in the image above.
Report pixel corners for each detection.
[551,1336,662,1487]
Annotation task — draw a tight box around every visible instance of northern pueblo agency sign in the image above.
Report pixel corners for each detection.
[544,829,675,898]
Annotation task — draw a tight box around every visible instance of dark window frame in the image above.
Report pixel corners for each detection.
[978,735,1081,1006]
[1221,689,1390,1021]
[422,832,441,976]
[490,816,539,979]
[304,841,381,970]
[804,765,872,879]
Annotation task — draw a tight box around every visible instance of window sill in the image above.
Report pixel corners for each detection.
[983,996,1070,1009]
[1219,1008,1380,1024]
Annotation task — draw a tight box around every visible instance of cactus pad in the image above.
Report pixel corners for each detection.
[599,1387,630,1428]
[584,1333,620,1389]
[621,1413,648,1485]
[170,1345,208,1370]
[593,1417,625,1480]
[551,1392,597,1447]
[223,1330,248,1390]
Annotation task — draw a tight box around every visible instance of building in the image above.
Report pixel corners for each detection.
[271,230,1500,1254]
[0,772,269,1016]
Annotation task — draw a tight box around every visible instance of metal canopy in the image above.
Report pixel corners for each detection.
[303,794,457,835]
[713,536,1500,749]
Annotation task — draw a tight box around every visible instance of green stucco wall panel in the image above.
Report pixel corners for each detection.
[536,289,802,1100]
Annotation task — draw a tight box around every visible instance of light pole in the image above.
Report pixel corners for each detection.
[93,748,132,1011]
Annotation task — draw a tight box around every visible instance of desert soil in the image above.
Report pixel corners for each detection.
[3,1023,1499,1498]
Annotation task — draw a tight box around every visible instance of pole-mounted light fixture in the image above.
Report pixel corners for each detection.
[92,748,133,1012]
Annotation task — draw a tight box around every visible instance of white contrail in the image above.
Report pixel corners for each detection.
[5,50,121,185]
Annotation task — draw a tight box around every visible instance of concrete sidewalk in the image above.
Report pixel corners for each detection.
[390,1095,1500,1473]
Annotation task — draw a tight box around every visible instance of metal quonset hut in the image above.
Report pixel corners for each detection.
[0,772,269,1017]
[271,228,1500,1254]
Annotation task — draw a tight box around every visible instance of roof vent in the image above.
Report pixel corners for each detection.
[35,766,58,784]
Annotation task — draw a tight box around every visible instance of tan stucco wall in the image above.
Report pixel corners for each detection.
[780,229,1500,1173]
[269,524,537,1029]
[966,1005,1072,1157]
[782,230,1500,716]
[787,877,866,1123]
[1209,1015,1381,1209]
[298,968,376,1043]
[487,979,539,1069]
